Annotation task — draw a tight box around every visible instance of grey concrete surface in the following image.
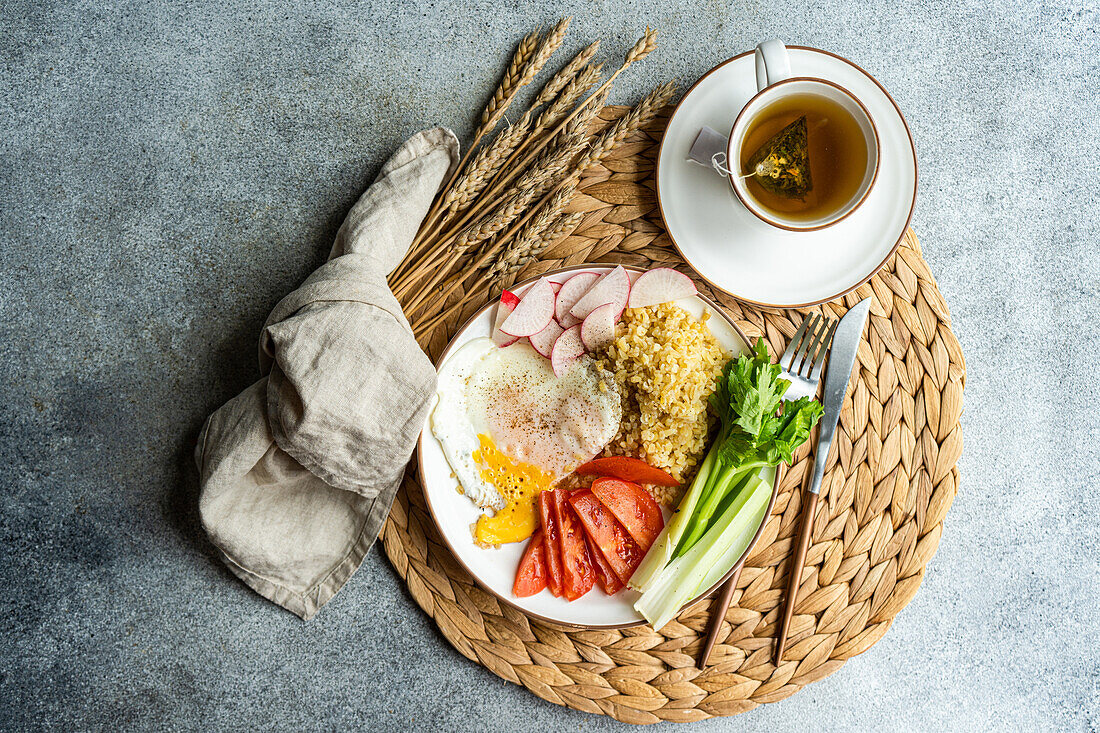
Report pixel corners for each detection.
[1,1,1097,730]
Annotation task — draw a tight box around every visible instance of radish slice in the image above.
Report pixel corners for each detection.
[569,265,630,321]
[492,291,520,347]
[551,325,585,377]
[550,281,562,295]
[501,278,555,337]
[626,268,698,309]
[528,319,564,358]
[555,272,600,328]
[581,302,617,351]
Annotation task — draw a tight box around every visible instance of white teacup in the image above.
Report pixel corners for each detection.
[706,40,881,232]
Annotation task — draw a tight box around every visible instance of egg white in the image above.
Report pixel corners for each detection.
[431,337,505,510]
[431,337,622,515]
[466,343,621,478]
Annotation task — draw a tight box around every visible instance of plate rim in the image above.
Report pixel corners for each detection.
[655,45,919,309]
[416,263,777,630]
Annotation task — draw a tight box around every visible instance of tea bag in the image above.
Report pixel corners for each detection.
[744,116,812,199]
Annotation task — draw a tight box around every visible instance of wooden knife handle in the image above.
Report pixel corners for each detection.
[775,490,818,664]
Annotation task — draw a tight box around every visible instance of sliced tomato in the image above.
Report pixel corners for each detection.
[552,490,595,601]
[574,456,679,486]
[513,529,548,598]
[584,532,623,595]
[568,490,644,585]
[590,477,665,552]
[538,490,563,597]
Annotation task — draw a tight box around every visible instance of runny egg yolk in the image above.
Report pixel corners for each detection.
[472,433,554,545]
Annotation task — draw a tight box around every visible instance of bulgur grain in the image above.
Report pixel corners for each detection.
[596,303,728,505]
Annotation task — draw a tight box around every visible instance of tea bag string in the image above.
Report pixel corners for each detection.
[711,152,778,181]
[710,152,736,177]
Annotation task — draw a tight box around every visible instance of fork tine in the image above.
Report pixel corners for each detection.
[798,315,831,377]
[808,317,838,382]
[792,314,822,374]
[781,314,813,369]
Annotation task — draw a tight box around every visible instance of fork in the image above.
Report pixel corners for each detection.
[773,313,837,664]
[698,313,836,669]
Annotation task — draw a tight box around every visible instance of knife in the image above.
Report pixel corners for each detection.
[774,298,870,664]
[809,298,871,498]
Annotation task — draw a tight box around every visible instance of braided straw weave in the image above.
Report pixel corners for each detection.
[383,106,966,723]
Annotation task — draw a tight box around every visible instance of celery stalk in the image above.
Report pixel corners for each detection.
[674,462,764,556]
[628,435,722,592]
[634,474,771,630]
[696,467,774,592]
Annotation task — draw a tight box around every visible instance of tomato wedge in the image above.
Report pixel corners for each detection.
[552,490,595,601]
[538,490,563,597]
[568,490,644,586]
[513,529,547,597]
[584,532,623,595]
[589,477,665,552]
[575,456,679,486]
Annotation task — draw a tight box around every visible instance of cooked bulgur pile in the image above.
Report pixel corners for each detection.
[597,303,729,505]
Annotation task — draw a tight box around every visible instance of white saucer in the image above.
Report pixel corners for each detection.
[656,47,917,308]
[416,265,778,629]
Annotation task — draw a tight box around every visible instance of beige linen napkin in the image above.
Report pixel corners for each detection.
[195,128,458,619]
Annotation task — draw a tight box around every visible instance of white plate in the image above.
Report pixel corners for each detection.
[417,265,772,628]
[656,46,918,308]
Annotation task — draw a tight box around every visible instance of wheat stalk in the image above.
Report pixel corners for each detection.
[401,19,575,273]
[429,29,657,245]
[399,96,602,302]
[533,40,599,108]
[440,116,532,217]
[480,17,571,136]
[515,125,584,193]
[436,45,599,225]
[432,84,605,254]
[411,82,668,331]
[488,190,582,279]
[393,29,541,282]
[394,26,664,332]
[400,186,539,314]
[573,80,676,172]
[476,30,541,141]
[527,63,603,148]
[455,187,539,254]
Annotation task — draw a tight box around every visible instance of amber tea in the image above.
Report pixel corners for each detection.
[738,93,869,224]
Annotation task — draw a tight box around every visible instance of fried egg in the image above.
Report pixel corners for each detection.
[431,337,621,545]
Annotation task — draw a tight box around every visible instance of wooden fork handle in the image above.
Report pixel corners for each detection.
[697,565,742,669]
[775,490,819,664]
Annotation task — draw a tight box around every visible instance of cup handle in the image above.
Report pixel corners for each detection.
[754,39,791,91]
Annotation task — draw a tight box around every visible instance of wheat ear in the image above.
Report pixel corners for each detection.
[432,29,657,245]
[455,187,539,254]
[476,30,541,140]
[405,19,571,260]
[413,81,668,329]
[398,92,600,301]
[436,43,598,224]
[574,80,676,172]
[392,29,542,282]
[532,40,599,109]
[489,189,582,279]
[481,17,571,135]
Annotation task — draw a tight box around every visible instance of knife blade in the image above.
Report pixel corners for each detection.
[808,298,871,494]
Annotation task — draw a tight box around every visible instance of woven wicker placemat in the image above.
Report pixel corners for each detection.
[382,107,966,723]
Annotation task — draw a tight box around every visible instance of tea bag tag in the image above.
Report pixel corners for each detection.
[688,127,733,177]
